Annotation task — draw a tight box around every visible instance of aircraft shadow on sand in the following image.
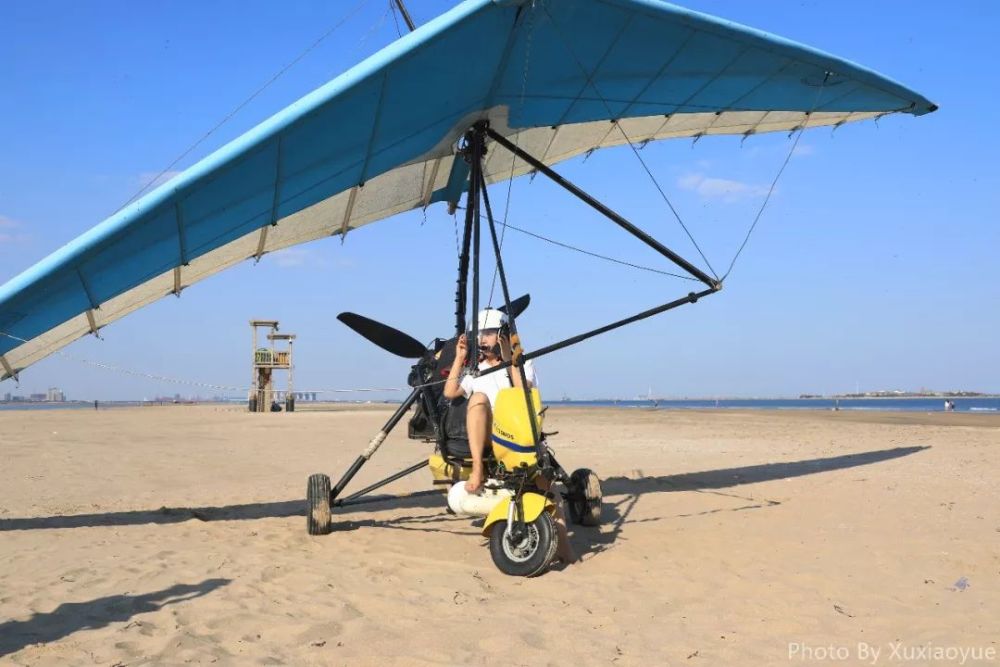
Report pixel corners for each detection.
[0,446,928,542]
[0,578,230,658]
[570,445,929,557]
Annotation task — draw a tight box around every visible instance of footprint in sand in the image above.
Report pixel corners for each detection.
[297,620,344,647]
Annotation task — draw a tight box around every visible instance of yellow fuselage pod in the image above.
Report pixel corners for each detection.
[481,491,555,536]
[428,453,471,484]
[490,387,543,470]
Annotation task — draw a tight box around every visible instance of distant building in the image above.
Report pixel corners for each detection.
[46,387,65,402]
[2,392,10,402]
[29,393,46,402]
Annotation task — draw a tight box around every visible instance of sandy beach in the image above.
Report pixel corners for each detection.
[1,405,997,665]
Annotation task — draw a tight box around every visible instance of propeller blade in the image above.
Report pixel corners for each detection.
[498,293,530,320]
[337,312,426,359]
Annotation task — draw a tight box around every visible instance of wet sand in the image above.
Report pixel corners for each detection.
[1,406,997,665]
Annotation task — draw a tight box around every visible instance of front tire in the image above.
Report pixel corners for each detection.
[488,511,558,577]
[307,473,332,535]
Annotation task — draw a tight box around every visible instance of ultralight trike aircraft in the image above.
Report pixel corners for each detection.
[0,0,934,577]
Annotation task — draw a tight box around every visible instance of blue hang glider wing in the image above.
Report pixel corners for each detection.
[0,0,935,381]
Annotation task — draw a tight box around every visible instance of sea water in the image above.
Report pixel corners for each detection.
[549,397,1000,413]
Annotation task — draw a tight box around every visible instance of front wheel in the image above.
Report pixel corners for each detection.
[488,511,558,577]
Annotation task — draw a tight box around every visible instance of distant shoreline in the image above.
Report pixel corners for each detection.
[2,394,997,407]
[3,396,999,414]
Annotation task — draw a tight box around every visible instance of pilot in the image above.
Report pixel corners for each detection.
[443,307,575,564]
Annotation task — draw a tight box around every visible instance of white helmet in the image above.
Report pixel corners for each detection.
[476,308,507,332]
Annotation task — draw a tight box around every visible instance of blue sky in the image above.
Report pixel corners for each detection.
[1,0,997,400]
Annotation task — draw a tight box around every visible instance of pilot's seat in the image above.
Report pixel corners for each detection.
[406,336,494,484]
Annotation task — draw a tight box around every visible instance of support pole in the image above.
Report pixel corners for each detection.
[455,173,475,337]
[476,286,719,382]
[330,388,422,501]
[478,164,543,458]
[334,460,428,506]
[469,129,483,373]
[392,0,417,32]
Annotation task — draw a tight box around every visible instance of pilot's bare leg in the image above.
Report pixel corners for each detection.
[465,392,491,492]
[535,476,576,564]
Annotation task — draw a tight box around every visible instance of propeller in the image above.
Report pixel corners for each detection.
[497,293,530,320]
[338,293,531,359]
[337,312,426,359]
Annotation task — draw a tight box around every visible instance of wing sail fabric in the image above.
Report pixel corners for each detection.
[0,0,935,380]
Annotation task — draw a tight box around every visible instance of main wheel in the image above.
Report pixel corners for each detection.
[306,473,332,535]
[488,511,558,577]
[567,468,603,526]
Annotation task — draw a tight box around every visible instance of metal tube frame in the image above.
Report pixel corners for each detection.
[471,121,721,379]
[324,118,722,510]
[329,387,421,503]
[334,459,429,507]
[485,126,721,290]
[474,132,544,460]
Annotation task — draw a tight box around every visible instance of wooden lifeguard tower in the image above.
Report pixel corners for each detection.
[249,320,296,412]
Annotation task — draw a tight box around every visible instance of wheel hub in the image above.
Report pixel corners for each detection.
[502,522,540,563]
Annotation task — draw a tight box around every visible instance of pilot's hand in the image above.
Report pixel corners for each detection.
[465,469,483,493]
[455,334,468,364]
[508,333,523,366]
[498,333,512,362]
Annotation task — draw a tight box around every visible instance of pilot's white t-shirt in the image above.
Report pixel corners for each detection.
[459,360,538,408]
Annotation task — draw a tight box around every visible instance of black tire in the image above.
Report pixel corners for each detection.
[488,510,558,577]
[307,473,332,535]
[567,468,603,526]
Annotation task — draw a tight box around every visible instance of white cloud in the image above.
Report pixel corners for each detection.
[271,247,310,268]
[269,246,340,269]
[0,215,30,244]
[677,172,771,202]
[792,143,816,157]
[136,170,182,190]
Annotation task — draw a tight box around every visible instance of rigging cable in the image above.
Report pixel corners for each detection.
[539,4,841,286]
[497,219,699,281]
[721,73,831,281]
[453,206,696,281]
[388,0,404,38]
[538,3,719,282]
[0,2,409,393]
[0,328,399,394]
[111,0,374,217]
[488,1,539,308]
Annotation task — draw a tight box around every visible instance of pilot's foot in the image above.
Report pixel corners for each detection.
[555,543,577,566]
